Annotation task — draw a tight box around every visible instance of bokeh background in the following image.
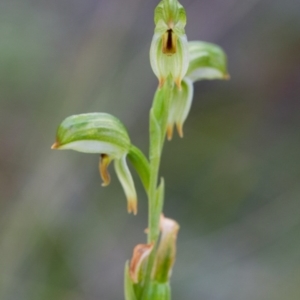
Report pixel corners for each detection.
[1,0,300,299]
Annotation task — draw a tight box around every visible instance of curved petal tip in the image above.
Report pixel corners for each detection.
[176,123,184,138]
[167,124,174,141]
[51,142,59,149]
[127,198,138,215]
[224,73,231,80]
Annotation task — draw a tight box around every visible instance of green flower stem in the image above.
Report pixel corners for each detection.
[142,77,173,299]
[148,78,173,243]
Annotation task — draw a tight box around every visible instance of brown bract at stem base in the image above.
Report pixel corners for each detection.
[129,243,154,283]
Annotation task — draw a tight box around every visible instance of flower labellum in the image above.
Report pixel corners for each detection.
[51,113,138,214]
[150,0,189,89]
[99,154,112,186]
[114,155,138,215]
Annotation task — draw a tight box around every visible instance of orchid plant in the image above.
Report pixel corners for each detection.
[52,0,228,299]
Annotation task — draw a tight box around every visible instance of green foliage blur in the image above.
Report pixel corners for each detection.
[1,0,300,299]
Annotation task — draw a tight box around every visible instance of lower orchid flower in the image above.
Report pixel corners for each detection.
[51,112,149,215]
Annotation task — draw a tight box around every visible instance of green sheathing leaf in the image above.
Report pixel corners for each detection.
[124,261,138,300]
[142,281,171,300]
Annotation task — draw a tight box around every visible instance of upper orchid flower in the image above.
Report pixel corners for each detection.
[150,0,189,89]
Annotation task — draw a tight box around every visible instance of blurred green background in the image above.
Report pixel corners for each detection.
[1,0,300,299]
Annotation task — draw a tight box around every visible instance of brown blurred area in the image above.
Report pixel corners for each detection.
[0,0,300,299]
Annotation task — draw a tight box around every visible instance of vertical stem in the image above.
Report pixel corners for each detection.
[148,78,173,242]
[142,78,173,299]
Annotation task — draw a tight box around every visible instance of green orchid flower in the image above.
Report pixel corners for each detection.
[150,0,189,89]
[51,113,148,215]
[166,41,230,140]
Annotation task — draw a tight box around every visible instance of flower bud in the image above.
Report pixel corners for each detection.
[153,215,180,283]
[51,113,138,214]
[150,0,189,89]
